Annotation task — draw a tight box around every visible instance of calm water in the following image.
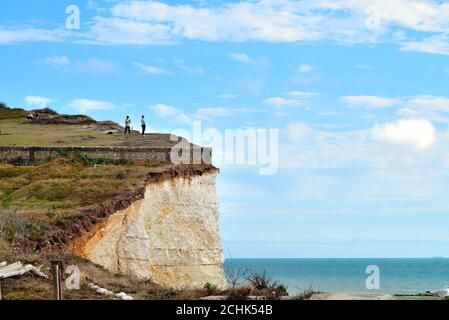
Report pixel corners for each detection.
[225,258,449,295]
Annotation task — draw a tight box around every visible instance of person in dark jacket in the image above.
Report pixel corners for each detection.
[141,115,146,136]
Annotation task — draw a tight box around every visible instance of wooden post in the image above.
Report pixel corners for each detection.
[51,261,63,300]
[0,278,3,300]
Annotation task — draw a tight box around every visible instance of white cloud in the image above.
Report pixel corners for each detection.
[372,119,436,150]
[287,91,320,98]
[401,34,449,56]
[74,58,117,73]
[69,99,115,112]
[341,95,402,108]
[150,103,191,123]
[397,107,449,123]
[44,55,117,73]
[78,16,173,45]
[297,64,315,74]
[407,95,449,112]
[173,59,204,74]
[264,90,319,108]
[340,94,449,122]
[0,27,64,44]
[134,62,171,75]
[4,0,449,57]
[44,55,71,68]
[25,96,52,109]
[287,123,313,143]
[229,52,269,67]
[263,97,304,107]
[97,0,449,47]
[229,52,253,64]
[195,107,233,119]
[150,103,178,117]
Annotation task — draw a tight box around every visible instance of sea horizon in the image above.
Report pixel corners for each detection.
[225,258,449,295]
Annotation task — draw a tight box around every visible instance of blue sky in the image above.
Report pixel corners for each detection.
[2,0,449,258]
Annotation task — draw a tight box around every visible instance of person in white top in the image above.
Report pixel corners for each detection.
[141,115,146,136]
[124,116,131,134]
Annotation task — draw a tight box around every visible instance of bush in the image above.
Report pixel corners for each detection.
[273,284,288,296]
[7,157,27,165]
[225,264,248,288]
[247,270,273,290]
[246,269,289,299]
[203,282,217,295]
[291,285,318,300]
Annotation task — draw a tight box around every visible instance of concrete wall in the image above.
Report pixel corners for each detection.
[0,146,212,165]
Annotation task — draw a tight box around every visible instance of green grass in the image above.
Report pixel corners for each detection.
[0,155,153,220]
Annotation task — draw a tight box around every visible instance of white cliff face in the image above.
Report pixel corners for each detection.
[73,171,226,289]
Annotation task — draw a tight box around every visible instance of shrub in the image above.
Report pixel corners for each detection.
[225,264,248,288]
[247,270,273,290]
[273,284,288,297]
[7,157,27,165]
[246,269,289,299]
[291,285,318,300]
[203,282,217,295]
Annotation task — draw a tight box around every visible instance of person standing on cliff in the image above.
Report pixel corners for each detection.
[141,115,146,136]
[124,116,131,134]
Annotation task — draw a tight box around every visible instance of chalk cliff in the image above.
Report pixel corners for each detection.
[72,168,226,289]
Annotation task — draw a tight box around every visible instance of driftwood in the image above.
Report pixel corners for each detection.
[88,283,133,300]
[0,261,48,279]
[0,261,49,300]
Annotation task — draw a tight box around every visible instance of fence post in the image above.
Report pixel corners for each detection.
[51,260,63,300]
[0,278,3,300]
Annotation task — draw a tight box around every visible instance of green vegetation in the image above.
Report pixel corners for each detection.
[223,266,290,300]
[0,105,28,121]
[0,104,221,300]
[0,155,151,220]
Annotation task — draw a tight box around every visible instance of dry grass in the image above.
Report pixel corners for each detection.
[0,118,183,148]
[290,285,319,300]
[0,250,215,301]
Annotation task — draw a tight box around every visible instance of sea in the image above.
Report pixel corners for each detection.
[224,258,449,295]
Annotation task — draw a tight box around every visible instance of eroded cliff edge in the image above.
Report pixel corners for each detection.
[71,166,227,289]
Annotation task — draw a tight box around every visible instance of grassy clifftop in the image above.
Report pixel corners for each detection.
[0,104,180,148]
[0,103,220,300]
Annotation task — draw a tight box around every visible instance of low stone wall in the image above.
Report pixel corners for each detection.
[0,146,212,165]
